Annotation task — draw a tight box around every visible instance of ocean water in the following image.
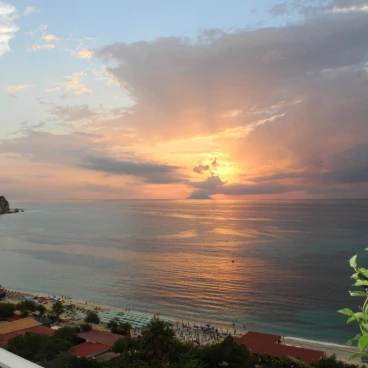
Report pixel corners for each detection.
[1,199,368,345]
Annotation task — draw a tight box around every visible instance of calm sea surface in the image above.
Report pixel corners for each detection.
[1,200,368,344]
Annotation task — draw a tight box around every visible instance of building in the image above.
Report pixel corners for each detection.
[0,317,41,335]
[77,329,122,346]
[71,342,111,358]
[235,331,324,364]
[0,325,54,347]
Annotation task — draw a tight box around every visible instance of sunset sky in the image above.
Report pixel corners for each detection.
[1,0,368,200]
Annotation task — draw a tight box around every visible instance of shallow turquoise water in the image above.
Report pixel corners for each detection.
[0,199,367,344]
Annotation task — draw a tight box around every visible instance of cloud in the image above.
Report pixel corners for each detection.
[79,155,185,184]
[193,158,218,175]
[62,71,92,95]
[270,0,368,17]
[77,49,93,59]
[26,24,59,52]
[23,6,38,16]
[0,1,19,56]
[26,43,55,52]
[45,86,60,93]
[3,7,368,199]
[5,84,31,96]
[43,33,59,41]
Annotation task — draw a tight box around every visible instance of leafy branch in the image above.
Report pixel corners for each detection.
[338,250,368,359]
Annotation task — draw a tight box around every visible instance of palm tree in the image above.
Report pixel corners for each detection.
[141,318,176,364]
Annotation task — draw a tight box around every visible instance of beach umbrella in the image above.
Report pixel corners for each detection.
[205,324,211,327]
[194,339,200,344]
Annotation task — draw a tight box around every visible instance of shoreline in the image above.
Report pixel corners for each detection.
[1,287,361,363]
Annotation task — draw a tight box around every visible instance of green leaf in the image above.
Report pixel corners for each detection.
[350,255,358,268]
[347,316,357,324]
[349,291,367,297]
[354,312,365,320]
[351,273,359,280]
[348,353,364,360]
[358,269,368,279]
[358,335,368,350]
[354,280,368,287]
[361,324,368,333]
[338,308,354,316]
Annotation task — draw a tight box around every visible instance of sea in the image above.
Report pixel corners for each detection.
[1,199,368,346]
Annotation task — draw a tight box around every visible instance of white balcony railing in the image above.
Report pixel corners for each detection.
[0,348,42,368]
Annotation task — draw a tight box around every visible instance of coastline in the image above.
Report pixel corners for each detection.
[2,287,362,363]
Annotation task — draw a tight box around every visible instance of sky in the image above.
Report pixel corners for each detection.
[1,0,368,200]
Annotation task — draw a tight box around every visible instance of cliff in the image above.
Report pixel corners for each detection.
[0,196,10,214]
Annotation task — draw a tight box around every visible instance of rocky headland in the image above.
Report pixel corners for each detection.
[0,196,10,214]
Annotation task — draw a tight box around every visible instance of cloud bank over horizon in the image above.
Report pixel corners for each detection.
[1,0,368,199]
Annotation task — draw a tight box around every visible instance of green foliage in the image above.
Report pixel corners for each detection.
[16,300,37,313]
[51,301,65,319]
[338,251,368,358]
[315,354,345,368]
[108,319,132,335]
[112,337,140,354]
[42,352,101,368]
[36,304,47,316]
[172,353,206,368]
[0,303,15,318]
[140,318,177,364]
[197,336,256,368]
[6,332,71,363]
[80,323,92,332]
[53,326,79,343]
[84,310,100,324]
[106,354,150,368]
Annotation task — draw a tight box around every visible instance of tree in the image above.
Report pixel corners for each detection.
[53,326,79,343]
[338,251,368,359]
[198,336,256,368]
[171,353,206,368]
[6,332,71,363]
[80,323,92,332]
[15,300,37,312]
[108,319,132,336]
[42,352,102,368]
[36,304,47,317]
[113,337,140,354]
[84,310,100,324]
[0,303,15,318]
[51,301,65,320]
[140,318,176,364]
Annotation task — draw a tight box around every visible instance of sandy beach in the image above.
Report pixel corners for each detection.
[1,287,362,363]
[282,337,362,365]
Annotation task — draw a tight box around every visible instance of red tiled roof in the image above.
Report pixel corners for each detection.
[240,331,282,344]
[0,325,54,346]
[71,342,111,358]
[77,330,122,346]
[235,338,324,364]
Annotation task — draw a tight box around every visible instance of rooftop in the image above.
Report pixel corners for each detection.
[71,342,111,358]
[240,331,282,345]
[0,318,41,336]
[77,329,122,346]
[235,331,324,364]
[0,326,54,347]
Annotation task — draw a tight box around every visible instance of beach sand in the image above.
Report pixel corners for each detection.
[282,337,361,365]
[1,287,363,361]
